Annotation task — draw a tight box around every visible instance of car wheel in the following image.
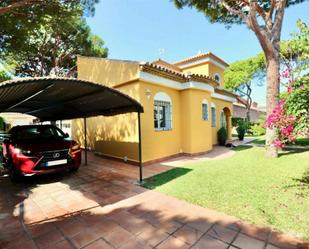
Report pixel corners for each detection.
[70,167,79,173]
[8,158,21,182]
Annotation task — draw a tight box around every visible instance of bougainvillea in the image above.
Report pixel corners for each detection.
[265,100,297,148]
[266,74,309,148]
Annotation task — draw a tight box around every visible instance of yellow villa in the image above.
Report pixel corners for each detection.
[72,52,237,164]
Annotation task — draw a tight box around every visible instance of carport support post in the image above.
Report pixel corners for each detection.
[84,117,88,166]
[138,111,143,183]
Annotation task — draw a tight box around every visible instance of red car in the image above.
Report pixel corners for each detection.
[2,125,81,181]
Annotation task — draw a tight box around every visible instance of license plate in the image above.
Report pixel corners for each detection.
[45,159,67,167]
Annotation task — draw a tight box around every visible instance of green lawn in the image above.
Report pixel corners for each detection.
[143,146,309,239]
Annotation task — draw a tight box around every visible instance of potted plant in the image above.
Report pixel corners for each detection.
[217,127,228,146]
[236,120,247,141]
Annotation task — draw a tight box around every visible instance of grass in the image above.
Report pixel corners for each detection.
[250,136,309,147]
[143,146,309,239]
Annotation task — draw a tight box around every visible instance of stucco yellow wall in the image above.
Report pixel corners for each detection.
[208,64,225,88]
[182,62,210,76]
[77,56,140,87]
[180,61,226,88]
[180,89,213,154]
[74,56,234,163]
[138,81,182,162]
[71,79,141,162]
[211,98,233,144]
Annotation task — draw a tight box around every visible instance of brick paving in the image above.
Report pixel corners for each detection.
[0,152,308,249]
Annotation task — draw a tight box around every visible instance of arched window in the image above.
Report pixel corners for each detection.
[154,92,172,131]
[202,99,209,121]
[220,111,227,129]
[214,73,221,83]
[211,102,216,127]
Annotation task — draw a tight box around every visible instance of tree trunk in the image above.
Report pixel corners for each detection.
[265,55,280,157]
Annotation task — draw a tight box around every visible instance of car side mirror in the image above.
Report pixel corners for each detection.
[64,133,69,138]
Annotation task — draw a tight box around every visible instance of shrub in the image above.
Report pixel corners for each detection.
[0,116,4,132]
[232,117,244,127]
[236,120,247,140]
[217,127,228,146]
[249,123,266,136]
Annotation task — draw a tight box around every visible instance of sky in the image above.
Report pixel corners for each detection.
[86,0,309,105]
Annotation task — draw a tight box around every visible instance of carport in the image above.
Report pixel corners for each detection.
[0,77,145,182]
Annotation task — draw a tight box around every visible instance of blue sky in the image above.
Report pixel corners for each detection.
[86,0,309,105]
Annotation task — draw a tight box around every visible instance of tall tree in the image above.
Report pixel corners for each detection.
[173,0,306,157]
[0,0,99,16]
[224,54,265,121]
[0,2,107,77]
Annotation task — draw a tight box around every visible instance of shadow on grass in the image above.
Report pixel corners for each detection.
[284,167,309,198]
[142,167,192,189]
[279,148,309,158]
[232,145,253,152]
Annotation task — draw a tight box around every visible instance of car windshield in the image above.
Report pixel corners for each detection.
[14,126,66,140]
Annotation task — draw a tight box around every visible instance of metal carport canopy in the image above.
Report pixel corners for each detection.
[0,77,145,182]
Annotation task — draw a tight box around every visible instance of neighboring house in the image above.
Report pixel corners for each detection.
[72,52,237,164]
[233,97,266,122]
[0,113,35,130]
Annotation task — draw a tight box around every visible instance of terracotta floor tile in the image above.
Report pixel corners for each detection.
[4,236,36,249]
[83,239,113,249]
[156,236,190,249]
[206,224,238,244]
[103,226,134,248]
[57,219,88,238]
[70,229,100,248]
[173,225,203,245]
[192,235,229,249]
[119,237,151,249]
[26,222,57,238]
[186,220,213,233]
[265,244,281,249]
[50,239,75,249]
[232,233,265,249]
[35,229,65,249]
[138,227,170,247]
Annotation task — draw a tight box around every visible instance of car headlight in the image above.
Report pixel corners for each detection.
[14,148,32,155]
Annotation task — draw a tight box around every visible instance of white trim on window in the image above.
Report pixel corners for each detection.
[202,99,209,121]
[154,92,172,103]
[214,73,221,83]
[154,92,172,131]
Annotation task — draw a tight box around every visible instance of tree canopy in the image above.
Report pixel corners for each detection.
[0,0,99,16]
[0,1,107,77]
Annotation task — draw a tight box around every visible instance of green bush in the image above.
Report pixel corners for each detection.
[217,127,228,146]
[249,123,266,136]
[232,117,244,127]
[236,120,247,140]
[0,116,4,131]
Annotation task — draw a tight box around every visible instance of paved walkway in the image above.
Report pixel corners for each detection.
[0,152,307,249]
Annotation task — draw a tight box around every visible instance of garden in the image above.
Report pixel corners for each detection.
[143,146,309,239]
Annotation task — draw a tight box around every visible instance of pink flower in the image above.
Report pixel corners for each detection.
[300,84,305,89]
[272,138,284,149]
[281,69,290,78]
[287,87,293,93]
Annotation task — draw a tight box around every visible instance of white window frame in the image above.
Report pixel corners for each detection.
[154,92,172,131]
[202,99,209,121]
[211,102,216,127]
